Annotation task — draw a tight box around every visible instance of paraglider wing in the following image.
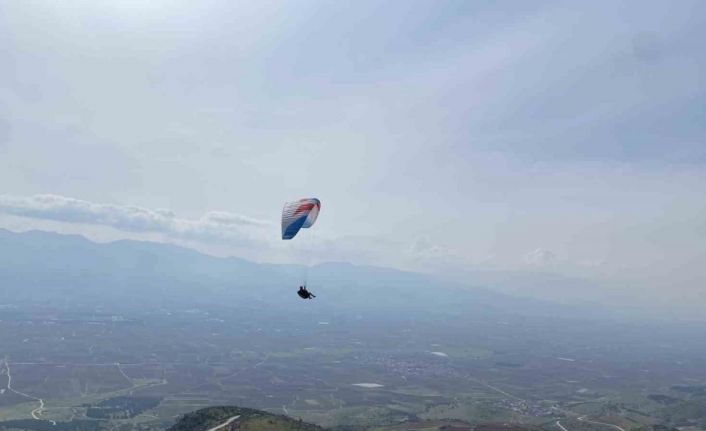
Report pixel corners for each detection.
[281,198,321,240]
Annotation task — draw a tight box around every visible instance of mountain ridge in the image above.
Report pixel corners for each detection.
[0,227,620,322]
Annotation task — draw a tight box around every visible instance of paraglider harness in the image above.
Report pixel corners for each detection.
[297,285,315,299]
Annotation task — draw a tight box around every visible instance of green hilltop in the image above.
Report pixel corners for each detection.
[168,406,325,431]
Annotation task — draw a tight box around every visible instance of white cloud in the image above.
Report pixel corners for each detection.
[0,194,270,243]
[524,248,557,265]
[410,236,458,260]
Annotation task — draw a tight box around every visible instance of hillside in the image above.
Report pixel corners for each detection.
[167,406,325,431]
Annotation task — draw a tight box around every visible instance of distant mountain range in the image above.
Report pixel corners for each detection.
[0,228,617,322]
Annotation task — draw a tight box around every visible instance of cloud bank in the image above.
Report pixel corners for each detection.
[0,194,269,243]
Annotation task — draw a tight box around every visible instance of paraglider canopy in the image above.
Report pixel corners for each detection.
[281,198,321,240]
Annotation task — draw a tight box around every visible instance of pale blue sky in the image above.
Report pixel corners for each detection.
[1,1,704,308]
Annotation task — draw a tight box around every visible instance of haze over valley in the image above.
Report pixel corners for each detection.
[1,229,705,430]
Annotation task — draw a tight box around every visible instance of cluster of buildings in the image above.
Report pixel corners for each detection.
[497,399,555,417]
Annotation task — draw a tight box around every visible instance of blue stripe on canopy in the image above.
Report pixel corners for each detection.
[282,214,308,240]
